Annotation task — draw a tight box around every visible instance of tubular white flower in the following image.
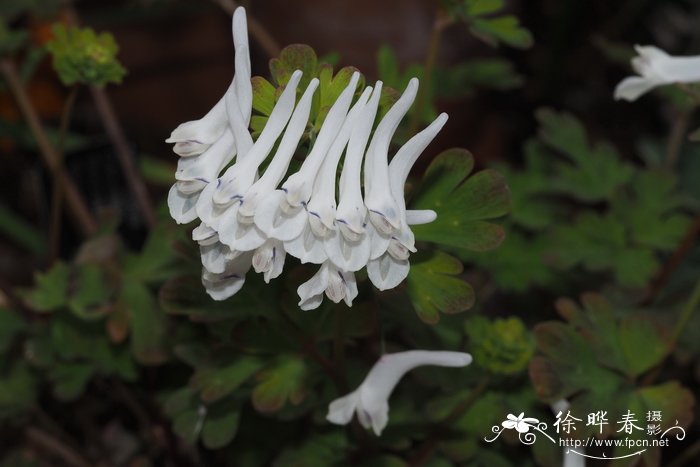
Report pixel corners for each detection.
[285,86,373,264]
[281,72,361,208]
[252,239,286,283]
[165,7,251,154]
[364,78,418,235]
[254,74,361,243]
[201,251,253,300]
[366,114,447,290]
[297,262,358,310]
[327,350,472,435]
[198,70,302,233]
[167,6,451,305]
[614,45,700,101]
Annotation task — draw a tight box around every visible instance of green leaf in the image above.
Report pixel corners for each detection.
[191,356,263,403]
[406,251,475,324]
[269,44,318,89]
[252,76,276,116]
[0,363,37,420]
[121,280,168,365]
[46,24,126,86]
[611,170,691,250]
[466,316,534,374]
[546,212,658,287]
[470,16,533,49]
[377,44,400,87]
[459,231,558,292]
[173,407,206,445]
[201,402,241,449]
[49,363,93,401]
[22,262,70,312]
[536,108,634,201]
[0,308,25,353]
[67,264,112,319]
[464,0,505,17]
[252,356,307,413]
[412,148,511,251]
[314,65,360,130]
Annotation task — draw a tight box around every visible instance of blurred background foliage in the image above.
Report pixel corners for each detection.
[1,0,700,466]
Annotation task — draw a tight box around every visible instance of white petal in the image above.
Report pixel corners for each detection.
[192,223,218,245]
[252,239,286,283]
[175,130,235,184]
[366,254,409,290]
[219,70,303,203]
[282,72,361,208]
[613,76,660,101]
[254,190,308,241]
[202,252,253,300]
[326,390,360,425]
[306,86,373,234]
[364,78,419,234]
[335,84,382,237]
[200,241,229,274]
[297,263,330,310]
[405,209,437,225]
[239,78,319,220]
[324,228,371,272]
[165,95,227,145]
[284,223,328,264]
[167,184,201,224]
[325,265,358,306]
[359,351,472,406]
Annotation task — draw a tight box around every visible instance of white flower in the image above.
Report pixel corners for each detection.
[297,262,358,310]
[167,6,447,306]
[167,8,251,224]
[551,400,586,467]
[326,350,472,435]
[201,251,253,300]
[252,239,286,283]
[614,45,700,101]
[367,113,447,290]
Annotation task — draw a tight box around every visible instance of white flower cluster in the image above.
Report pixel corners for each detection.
[166,7,447,310]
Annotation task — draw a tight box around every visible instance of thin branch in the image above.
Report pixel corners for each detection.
[643,210,700,305]
[89,85,157,228]
[50,84,80,261]
[0,58,97,237]
[62,7,156,229]
[210,0,281,58]
[25,426,93,467]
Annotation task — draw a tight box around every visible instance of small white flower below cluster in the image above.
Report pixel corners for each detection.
[326,350,472,435]
[166,7,446,309]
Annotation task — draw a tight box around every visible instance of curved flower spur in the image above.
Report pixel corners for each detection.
[165,7,446,307]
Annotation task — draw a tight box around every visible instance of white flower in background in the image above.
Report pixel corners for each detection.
[326,351,472,435]
[551,400,586,467]
[166,6,446,306]
[614,45,700,101]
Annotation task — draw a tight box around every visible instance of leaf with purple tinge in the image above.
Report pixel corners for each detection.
[411,148,511,252]
[251,355,307,413]
[406,250,475,324]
